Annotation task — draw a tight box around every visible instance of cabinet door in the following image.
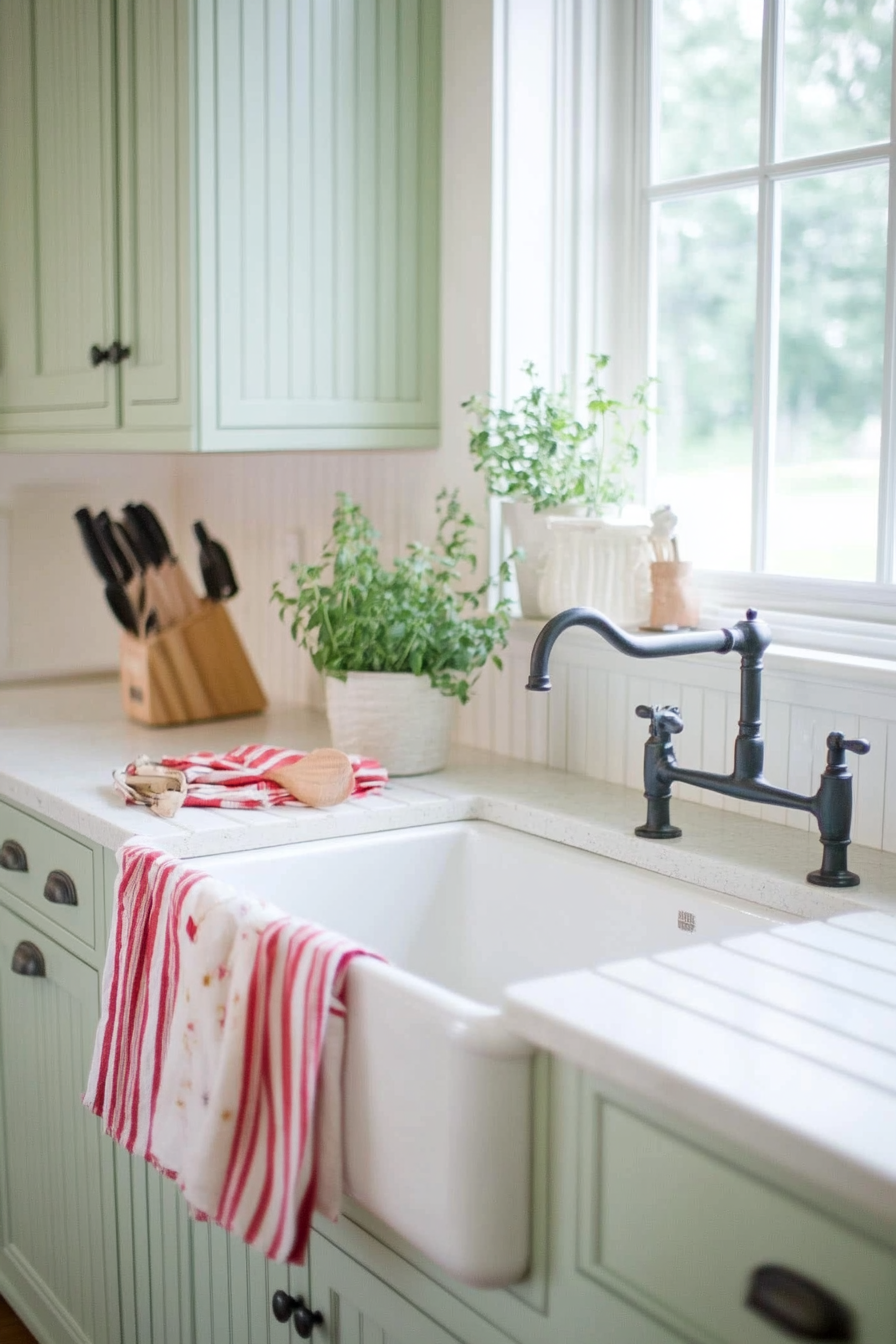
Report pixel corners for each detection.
[310,1232,488,1344]
[193,1218,310,1344]
[0,0,119,432]
[0,905,119,1344]
[116,1151,195,1344]
[116,0,192,432]
[197,0,441,451]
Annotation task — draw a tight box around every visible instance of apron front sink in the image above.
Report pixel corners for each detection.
[201,820,791,1286]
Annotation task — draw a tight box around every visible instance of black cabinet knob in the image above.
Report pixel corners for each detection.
[108,340,131,365]
[44,870,77,906]
[746,1265,854,1339]
[90,344,110,366]
[0,839,28,872]
[271,1291,323,1336]
[11,941,46,978]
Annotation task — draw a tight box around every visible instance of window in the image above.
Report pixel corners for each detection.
[644,0,896,615]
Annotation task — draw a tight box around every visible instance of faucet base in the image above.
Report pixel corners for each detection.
[635,795,682,840]
[806,838,861,888]
[635,822,683,840]
[807,868,860,889]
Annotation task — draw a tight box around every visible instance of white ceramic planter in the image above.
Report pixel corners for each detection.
[539,517,653,627]
[325,671,457,776]
[502,501,583,619]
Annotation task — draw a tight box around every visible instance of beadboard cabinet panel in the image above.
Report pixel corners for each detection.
[197,0,441,450]
[0,905,118,1344]
[192,1218,310,1344]
[0,0,118,431]
[116,0,192,430]
[0,0,192,450]
[116,1153,194,1344]
[309,1233,503,1344]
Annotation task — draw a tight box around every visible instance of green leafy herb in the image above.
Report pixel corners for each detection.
[271,491,516,705]
[463,354,657,515]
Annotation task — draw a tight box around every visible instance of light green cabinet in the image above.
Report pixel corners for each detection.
[195,0,441,451]
[1,799,895,1344]
[0,903,118,1344]
[191,1212,309,1344]
[309,1231,486,1344]
[0,0,118,434]
[0,0,441,455]
[0,0,192,451]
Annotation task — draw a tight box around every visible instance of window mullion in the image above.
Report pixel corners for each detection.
[876,34,896,584]
[751,0,782,574]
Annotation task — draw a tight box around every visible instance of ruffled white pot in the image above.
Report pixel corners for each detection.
[502,501,584,619]
[325,672,457,776]
[539,517,653,627]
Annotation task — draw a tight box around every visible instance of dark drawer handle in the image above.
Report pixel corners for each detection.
[271,1291,323,1336]
[44,869,78,906]
[0,840,28,873]
[746,1265,854,1340]
[11,941,46,978]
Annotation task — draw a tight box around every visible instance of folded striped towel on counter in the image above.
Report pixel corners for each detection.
[113,742,388,813]
[84,842,381,1263]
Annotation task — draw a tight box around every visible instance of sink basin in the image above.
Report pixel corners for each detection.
[200,820,793,1286]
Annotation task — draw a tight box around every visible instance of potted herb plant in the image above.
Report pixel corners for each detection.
[463,355,655,618]
[271,491,514,775]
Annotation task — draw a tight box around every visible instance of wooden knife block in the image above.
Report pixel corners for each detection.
[119,599,267,726]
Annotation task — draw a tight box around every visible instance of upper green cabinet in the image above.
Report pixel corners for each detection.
[0,0,441,453]
[195,0,441,450]
[0,0,192,451]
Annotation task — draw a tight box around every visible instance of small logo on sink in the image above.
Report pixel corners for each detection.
[678,910,696,932]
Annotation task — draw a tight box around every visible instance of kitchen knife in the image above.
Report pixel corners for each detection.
[193,520,239,601]
[96,511,163,638]
[128,501,202,620]
[73,507,140,635]
[121,503,184,628]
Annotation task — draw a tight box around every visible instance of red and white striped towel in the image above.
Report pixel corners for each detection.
[117,743,388,810]
[84,842,380,1263]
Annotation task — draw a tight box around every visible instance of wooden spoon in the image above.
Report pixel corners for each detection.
[265,749,355,808]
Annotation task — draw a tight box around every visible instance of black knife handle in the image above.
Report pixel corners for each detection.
[95,511,133,584]
[134,502,174,562]
[74,508,117,585]
[122,504,164,568]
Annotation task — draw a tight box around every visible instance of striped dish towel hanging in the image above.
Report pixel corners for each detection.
[114,742,388,810]
[84,842,381,1263]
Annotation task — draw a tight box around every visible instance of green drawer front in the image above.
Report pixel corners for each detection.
[0,800,95,948]
[585,1103,896,1344]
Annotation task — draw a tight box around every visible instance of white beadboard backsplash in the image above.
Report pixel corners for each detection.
[172,450,452,712]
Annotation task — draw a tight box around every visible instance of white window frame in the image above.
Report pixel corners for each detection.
[619,0,896,652]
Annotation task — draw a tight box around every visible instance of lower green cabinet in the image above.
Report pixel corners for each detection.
[0,904,118,1344]
[192,1215,309,1344]
[309,1232,484,1344]
[116,1153,193,1344]
[0,804,894,1344]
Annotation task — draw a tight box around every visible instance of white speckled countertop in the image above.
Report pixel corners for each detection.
[0,677,893,921]
[4,677,896,1235]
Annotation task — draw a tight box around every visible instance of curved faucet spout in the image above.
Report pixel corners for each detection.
[526,606,747,692]
[525,604,865,888]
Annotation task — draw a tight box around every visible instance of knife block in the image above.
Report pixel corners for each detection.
[118,599,267,726]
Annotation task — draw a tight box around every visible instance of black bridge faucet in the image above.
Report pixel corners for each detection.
[527,607,870,888]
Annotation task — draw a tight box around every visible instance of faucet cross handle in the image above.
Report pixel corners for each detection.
[635,704,684,745]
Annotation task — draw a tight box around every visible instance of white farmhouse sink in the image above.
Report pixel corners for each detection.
[201,820,792,1286]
